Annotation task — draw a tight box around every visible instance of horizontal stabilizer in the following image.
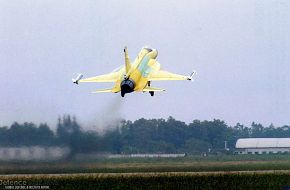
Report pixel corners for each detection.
[91,88,114,93]
[143,86,165,92]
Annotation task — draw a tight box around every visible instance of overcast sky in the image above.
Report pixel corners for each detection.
[1,0,290,129]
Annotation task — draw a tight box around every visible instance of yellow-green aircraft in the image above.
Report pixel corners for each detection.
[73,47,195,97]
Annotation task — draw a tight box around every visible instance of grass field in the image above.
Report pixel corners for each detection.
[1,154,290,174]
[1,171,290,190]
[1,154,290,189]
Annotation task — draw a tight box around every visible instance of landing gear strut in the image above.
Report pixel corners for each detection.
[148,81,154,96]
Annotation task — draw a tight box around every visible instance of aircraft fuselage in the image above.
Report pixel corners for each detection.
[119,48,160,96]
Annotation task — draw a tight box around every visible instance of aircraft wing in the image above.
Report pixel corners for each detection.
[148,70,195,81]
[78,68,124,83]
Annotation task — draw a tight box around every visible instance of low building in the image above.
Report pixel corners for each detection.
[108,153,186,158]
[235,138,290,154]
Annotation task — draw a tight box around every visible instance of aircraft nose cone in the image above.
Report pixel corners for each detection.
[150,49,158,59]
[154,49,158,57]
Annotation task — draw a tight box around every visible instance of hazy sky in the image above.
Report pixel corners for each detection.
[1,0,290,129]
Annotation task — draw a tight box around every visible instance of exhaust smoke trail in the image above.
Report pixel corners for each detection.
[85,96,125,134]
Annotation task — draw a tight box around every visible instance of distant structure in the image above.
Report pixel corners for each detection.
[108,153,186,158]
[0,146,70,161]
[235,138,290,154]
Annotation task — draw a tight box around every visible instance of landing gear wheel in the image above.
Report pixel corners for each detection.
[149,91,154,96]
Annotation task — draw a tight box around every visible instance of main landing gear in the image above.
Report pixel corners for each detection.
[148,81,154,96]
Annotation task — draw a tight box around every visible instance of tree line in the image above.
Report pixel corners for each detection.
[0,115,289,154]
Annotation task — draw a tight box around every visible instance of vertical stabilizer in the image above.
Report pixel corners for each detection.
[124,46,131,75]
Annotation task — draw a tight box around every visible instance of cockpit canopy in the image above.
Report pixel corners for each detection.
[143,47,153,52]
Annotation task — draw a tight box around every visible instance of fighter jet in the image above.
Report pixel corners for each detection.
[72,47,195,97]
